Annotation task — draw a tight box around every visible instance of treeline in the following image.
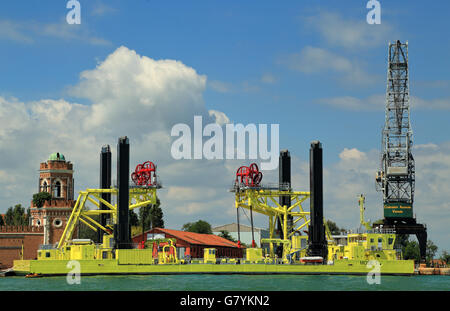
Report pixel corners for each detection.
[0,204,30,226]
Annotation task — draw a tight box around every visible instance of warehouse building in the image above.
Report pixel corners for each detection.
[132,228,243,260]
[212,223,270,248]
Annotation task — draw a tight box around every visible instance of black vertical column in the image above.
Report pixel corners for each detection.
[116,136,131,249]
[236,208,241,248]
[279,150,292,232]
[98,145,111,243]
[416,231,427,263]
[307,141,328,262]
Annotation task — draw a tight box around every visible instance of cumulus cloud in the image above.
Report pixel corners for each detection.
[0,46,234,230]
[339,148,367,161]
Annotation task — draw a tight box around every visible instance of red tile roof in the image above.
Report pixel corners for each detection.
[139,228,240,248]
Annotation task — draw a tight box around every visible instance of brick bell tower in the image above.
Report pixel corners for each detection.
[30,152,76,246]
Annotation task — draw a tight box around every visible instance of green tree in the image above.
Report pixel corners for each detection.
[372,219,384,226]
[394,233,409,250]
[4,204,28,226]
[13,204,27,226]
[150,204,164,228]
[25,208,31,225]
[182,220,212,234]
[129,209,139,226]
[218,230,237,242]
[139,198,164,232]
[426,240,438,264]
[400,238,438,264]
[326,220,341,235]
[403,240,421,262]
[325,220,347,235]
[4,207,14,225]
[32,192,52,208]
[0,214,4,226]
[440,250,450,265]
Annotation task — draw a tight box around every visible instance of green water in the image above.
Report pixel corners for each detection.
[1,274,449,291]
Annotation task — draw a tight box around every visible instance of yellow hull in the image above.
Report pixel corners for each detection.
[13,259,415,276]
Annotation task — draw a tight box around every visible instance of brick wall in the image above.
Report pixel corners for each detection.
[0,226,44,269]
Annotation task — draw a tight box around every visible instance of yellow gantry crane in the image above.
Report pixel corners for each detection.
[57,186,158,249]
[232,186,310,262]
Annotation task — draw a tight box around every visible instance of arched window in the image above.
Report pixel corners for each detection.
[53,181,61,198]
[42,181,48,192]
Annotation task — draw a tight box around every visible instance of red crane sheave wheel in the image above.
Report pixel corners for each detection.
[235,162,262,187]
[132,161,157,186]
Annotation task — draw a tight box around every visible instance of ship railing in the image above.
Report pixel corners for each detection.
[229,182,291,192]
[39,244,58,250]
[112,178,163,189]
[347,228,397,234]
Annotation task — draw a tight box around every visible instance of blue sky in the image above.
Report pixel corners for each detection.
[1,1,449,159]
[0,1,449,251]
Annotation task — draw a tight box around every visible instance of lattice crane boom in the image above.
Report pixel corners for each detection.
[376,40,415,219]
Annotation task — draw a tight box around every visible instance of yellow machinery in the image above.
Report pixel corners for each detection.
[58,186,158,250]
[233,186,311,263]
[327,232,400,262]
[358,194,372,231]
[245,248,263,263]
[203,248,217,263]
[233,186,402,265]
[160,239,178,264]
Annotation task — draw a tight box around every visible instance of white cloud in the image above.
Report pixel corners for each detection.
[414,143,439,150]
[261,73,277,84]
[208,110,230,126]
[317,94,385,111]
[281,46,378,86]
[208,80,232,93]
[411,96,450,110]
[317,94,450,111]
[69,46,211,137]
[303,11,397,49]
[0,19,110,46]
[39,22,111,46]
[0,20,33,43]
[339,148,367,161]
[91,2,118,16]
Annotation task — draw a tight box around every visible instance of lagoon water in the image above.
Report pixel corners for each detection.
[1,274,449,291]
